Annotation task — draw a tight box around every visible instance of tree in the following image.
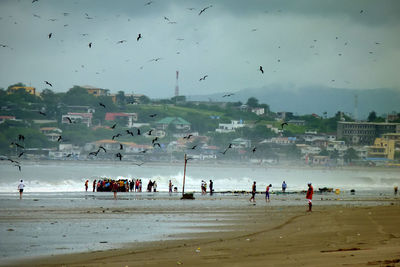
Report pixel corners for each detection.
[116,91,125,106]
[368,111,377,122]
[246,97,259,108]
[344,147,359,163]
[139,95,151,104]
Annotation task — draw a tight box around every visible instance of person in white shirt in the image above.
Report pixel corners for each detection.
[18,180,25,199]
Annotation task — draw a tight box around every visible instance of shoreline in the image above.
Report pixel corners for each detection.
[4,199,400,267]
[2,159,400,172]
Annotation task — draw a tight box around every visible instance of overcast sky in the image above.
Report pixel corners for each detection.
[0,0,399,98]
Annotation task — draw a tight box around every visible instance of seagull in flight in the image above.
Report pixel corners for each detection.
[199,5,212,15]
[110,123,117,129]
[144,1,153,6]
[115,153,123,161]
[149,114,157,117]
[88,42,92,48]
[259,66,264,74]
[48,33,52,39]
[39,111,46,116]
[223,93,234,97]
[117,40,127,44]
[281,122,288,129]
[137,33,142,41]
[45,81,53,87]
[183,134,193,139]
[199,75,208,81]
[99,102,106,108]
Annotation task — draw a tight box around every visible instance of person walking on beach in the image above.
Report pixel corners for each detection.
[18,179,25,200]
[282,181,287,193]
[306,182,314,212]
[135,179,139,192]
[93,180,96,192]
[395,186,398,196]
[85,180,89,192]
[266,184,272,202]
[112,181,118,200]
[249,181,256,202]
[209,180,213,195]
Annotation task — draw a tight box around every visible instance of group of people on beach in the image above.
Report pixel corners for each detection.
[249,180,314,211]
[201,180,214,195]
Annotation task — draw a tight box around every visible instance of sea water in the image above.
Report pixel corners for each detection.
[0,161,399,193]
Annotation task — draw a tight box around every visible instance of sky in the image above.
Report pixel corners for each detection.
[0,0,400,98]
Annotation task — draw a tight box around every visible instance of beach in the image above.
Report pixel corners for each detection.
[2,191,400,267]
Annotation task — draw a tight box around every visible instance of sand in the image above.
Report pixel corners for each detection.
[9,200,400,267]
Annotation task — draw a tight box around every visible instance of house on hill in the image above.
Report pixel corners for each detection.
[155,117,191,131]
[105,112,138,128]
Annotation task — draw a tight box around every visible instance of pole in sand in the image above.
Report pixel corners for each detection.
[182,153,187,196]
[181,153,194,200]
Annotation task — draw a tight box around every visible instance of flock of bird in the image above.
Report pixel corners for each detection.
[0,1,382,172]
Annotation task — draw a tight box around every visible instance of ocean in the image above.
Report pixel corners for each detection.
[0,161,399,193]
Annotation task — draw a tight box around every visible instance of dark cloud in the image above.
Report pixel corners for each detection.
[0,0,399,97]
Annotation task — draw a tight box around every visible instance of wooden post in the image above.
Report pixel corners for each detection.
[182,153,187,196]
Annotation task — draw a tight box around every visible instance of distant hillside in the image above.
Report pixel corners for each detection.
[187,86,400,119]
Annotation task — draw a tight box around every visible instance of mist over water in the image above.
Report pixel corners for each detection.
[1,162,399,193]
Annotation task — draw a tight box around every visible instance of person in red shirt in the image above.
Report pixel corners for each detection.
[306,182,313,212]
[112,181,119,200]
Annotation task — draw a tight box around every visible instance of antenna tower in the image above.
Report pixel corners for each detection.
[175,71,179,97]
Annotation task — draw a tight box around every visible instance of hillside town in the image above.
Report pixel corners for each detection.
[1,84,400,167]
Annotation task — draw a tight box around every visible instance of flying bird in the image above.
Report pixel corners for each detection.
[252,147,257,153]
[259,66,264,74]
[119,144,123,150]
[32,0,39,3]
[281,122,288,129]
[360,10,364,14]
[223,93,234,97]
[220,144,232,155]
[115,153,122,161]
[149,57,162,62]
[139,149,147,153]
[57,135,62,142]
[99,146,107,153]
[18,134,25,141]
[117,40,127,44]
[183,134,193,139]
[112,133,121,140]
[88,42,92,48]
[132,162,145,166]
[164,16,169,21]
[99,102,106,108]
[199,75,208,81]
[137,128,141,135]
[45,81,53,87]
[110,123,117,129]
[65,117,72,123]
[48,33,52,39]
[7,158,20,164]
[152,137,158,144]
[144,1,153,6]
[199,5,212,15]
[147,129,154,135]
[126,130,134,136]
[18,152,24,158]
[66,153,72,157]
[149,114,157,117]
[190,145,197,150]
[137,33,142,41]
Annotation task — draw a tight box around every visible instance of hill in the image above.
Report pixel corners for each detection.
[187,86,400,119]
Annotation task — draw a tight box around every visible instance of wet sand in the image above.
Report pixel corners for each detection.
[6,196,400,267]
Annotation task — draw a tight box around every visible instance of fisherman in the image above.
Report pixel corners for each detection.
[306,182,314,212]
